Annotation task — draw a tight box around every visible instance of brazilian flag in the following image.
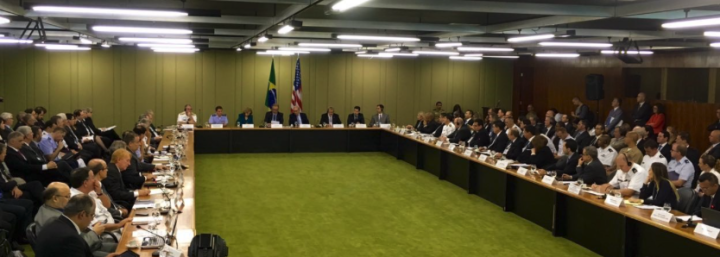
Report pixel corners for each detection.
[264,59,277,109]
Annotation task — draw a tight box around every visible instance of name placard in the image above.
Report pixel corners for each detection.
[694,223,720,239]
[299,124,312,128]
[180,124,194,130]
[210,124,223,129]
[495,160,510,169]
[435,141,443,147]
[242,124,254,129]
[332,124,344,128]
[605,195,623,207]
[479,155,488,162]
[448,144,456,151]
[355,124,367,129]
[424,138,432,143]
[270,124,283,129]
[517,167,528,176]
[568,183,582,195]
[541,175,555,185]
[379,124,391,129]
[463,150,473,157]
[650,209,674,223]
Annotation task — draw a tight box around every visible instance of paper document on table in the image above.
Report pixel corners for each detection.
[132,200,156,209]
[633,205,661,210]
[560,181,575,184]
[132,229,167,238]
[676,215,702,222]
[510,164,530,168]
[582,190,604,196]
[103,126,116,131]
[132,216,163,225]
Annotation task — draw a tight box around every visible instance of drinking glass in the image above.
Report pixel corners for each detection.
[663,203,672,212]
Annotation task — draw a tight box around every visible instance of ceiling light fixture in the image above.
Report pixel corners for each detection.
[337,35,420,42]
[662,17,720,29]
[539,42,612,48]
[450,56,482,61]
[412,50,459,56]
[152,48,199,53]
[332,0,371,12]
[704,31,720,37]
[434,42,462,48]
[278,47,331,52]
[278,20,302,34]
[0,17,9,24]
[457,47,514,52]
[357,54,393,58]
[0,39,33,44]
[118,37,192,44]
[380,52,418,57]
[236,48,242,52]
[483,56,519,59]
[244,42,256,49]
[507,34,555,43]
[463,54,483,57]
[258,35,270,43]
[35,44,90,50]
[600,50,653,55]
[298,43,362,48]
[32,6,188,17]
[137,43,195,48]
[101,42,111,48]
[535,53,580,58]
[385,47,402,52]
[93,26,192,35]
[80,38,92,44]
[257,50,306,56]
[267,50,309,54]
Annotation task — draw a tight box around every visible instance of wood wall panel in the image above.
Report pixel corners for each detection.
[0,47,513,133]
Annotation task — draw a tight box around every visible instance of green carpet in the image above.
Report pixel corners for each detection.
[196,152,598,257]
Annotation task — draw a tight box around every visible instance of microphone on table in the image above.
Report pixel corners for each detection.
[682,215,697,228]
[135,225,168,256]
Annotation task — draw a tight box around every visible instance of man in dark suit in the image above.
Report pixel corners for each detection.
[0,142,44,208]
[467,119,490,148]
[62,114,103,160]
[320,107,342,126]
[288,106,310,127]
[346,106,365,126]
[264,103,284,125]
[497,129,526,160]
[560,114,575,136]
[488,121,509,153]
[73,109,112,152]
[105,149,150,210]
[540,139,580,177]
[35,194,118,257]
[657,130,672,162]
[0,112,14,141]
[122,132,159,190]
[4,131,66,186]
[83,107,121,141]
[703,130,720,160]
[631,92,652,126]
[695,173,720,217]
[541,117,556,139]
[34,106,47,129]
[448,118,472,144]
[563,146,608,185]
[573,120,591,154]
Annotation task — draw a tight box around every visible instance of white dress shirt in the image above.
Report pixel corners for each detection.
[557,136,574,157]
[598,146,617,167]
[609,163,647,193]
[177,112,197,123]
[641,151,668,172]
[441,122,456,138]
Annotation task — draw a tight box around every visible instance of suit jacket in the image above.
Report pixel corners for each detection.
[35,215,94,257]
[574,104,590,123]
[449,125,472,144]
[319,113,342,125]
[632,102,652,125]
[0,162,18,193]
[488,131,509,153]
[563,122,576,136]
[709,121,720,132]
[542,126,555,139]
[264,112,285,124]
[346,113,365,125]
[0,126,12,142]
[659,143,672,163]
[605,107,624,132]
[573,160,608,185]
[83,117,103,136]
[517,146,555,169]
[105,163,136,210]
[556,153,581,177]
[703,143,720,160]
[504,137,527,160]
[637,139,646,156]
[21,143,47,164]
[64,126,82,151]
[467,129,491,147]
[123,148,154,190]
[419,121,440,135]
[5,146,45,182]
[694,193,720,217]
[432,124,445,138]
[574,130,591,153]
[369,113,390,125]
[288,113,310,126]
[74,119,96,138]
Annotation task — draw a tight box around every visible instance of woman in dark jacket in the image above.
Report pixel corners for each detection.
[518,136,554,169]
[637,163,679,208]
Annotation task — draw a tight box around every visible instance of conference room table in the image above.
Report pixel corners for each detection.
[191,127,720,257]
[115,131,196,256]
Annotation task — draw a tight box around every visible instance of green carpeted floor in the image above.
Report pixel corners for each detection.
[195,152,599,257]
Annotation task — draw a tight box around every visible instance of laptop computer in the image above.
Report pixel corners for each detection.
[701,207,720,228]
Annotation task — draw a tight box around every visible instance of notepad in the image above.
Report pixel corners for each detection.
[582,190,605,196]
[132,216,163,225]
[132,229,167,238]
[103,126,116,132]
[634,205,662,210]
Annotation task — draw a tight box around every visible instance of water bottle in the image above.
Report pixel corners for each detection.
[237,122,240,128]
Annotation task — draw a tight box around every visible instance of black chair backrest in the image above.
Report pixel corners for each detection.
[0,229,12,256]
[26,222,38,250]
[677,187,697,214]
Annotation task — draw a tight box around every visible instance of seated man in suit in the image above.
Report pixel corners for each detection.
[141,110,163,145]
[104,149,150,210]
[538,139,580,177]
[208,106,229,127]
[88,159,129,218]
[369,104,390,127]
[73,109,112,152]
[264,103,284,126]
[656,130,672,163]
[122,132,159,190]
[562,146,608,186]
[347,106,365,126]
[495,129,526,160]
[320,107,342,127]
[61,114,103,160]
[4,131,68,186]
[34,126,82,170]
[0,142,44,209]
[486,121,509,153]
[447,117,472,144]
[418,113,440,135]
[573,120,591,154]
[177,104,197,125]
[704,130,720,159]
[0,112,14,141]
[35,193,119,257]
[467,119,490,148]
[694,172,720,216]
[288,106,309,127]
[34,106,48,129]
[83,108,120,141]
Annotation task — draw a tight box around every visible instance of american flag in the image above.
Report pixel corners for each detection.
[291,56,303,112]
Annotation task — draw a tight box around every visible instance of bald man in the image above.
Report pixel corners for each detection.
[703,130,720,159]
[88,159,128,218]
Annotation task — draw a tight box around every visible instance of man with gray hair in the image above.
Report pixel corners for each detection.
[143,110,163,143]
[562,146,609,186]
[3,131,68,185]
[82,107,120,141]
[0,112,13,140]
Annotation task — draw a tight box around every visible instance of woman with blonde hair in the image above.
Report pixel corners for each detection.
[236,108,254,125]
[634,163,679,208]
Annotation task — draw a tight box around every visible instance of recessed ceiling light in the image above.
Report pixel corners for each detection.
[332,0,371,12]
[663,17,720,29]
[357,54,393,58]
[450,56,482,61]
[535,53,579,58]
[457,47,514,52]
[483,56,519,59]
[93,26,192,35]
[0,39,33,44]
[337,35,420,42]
[278,47,331,52]
[412,50,459,56]
[435,42,462,48]
[0,17,9,24]
[137,43,195,48]
[539,42,612,48]
[119,37,192,44]
[600,50,653,55]
[32,6,188,17]
[152,48,199,53]
[298,43,362,48]
[508,34,555,43]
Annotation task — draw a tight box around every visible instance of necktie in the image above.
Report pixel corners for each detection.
[273,114,277,121]
[17,149,26,161]
[297,115,302,125]
[329,115,333,125]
